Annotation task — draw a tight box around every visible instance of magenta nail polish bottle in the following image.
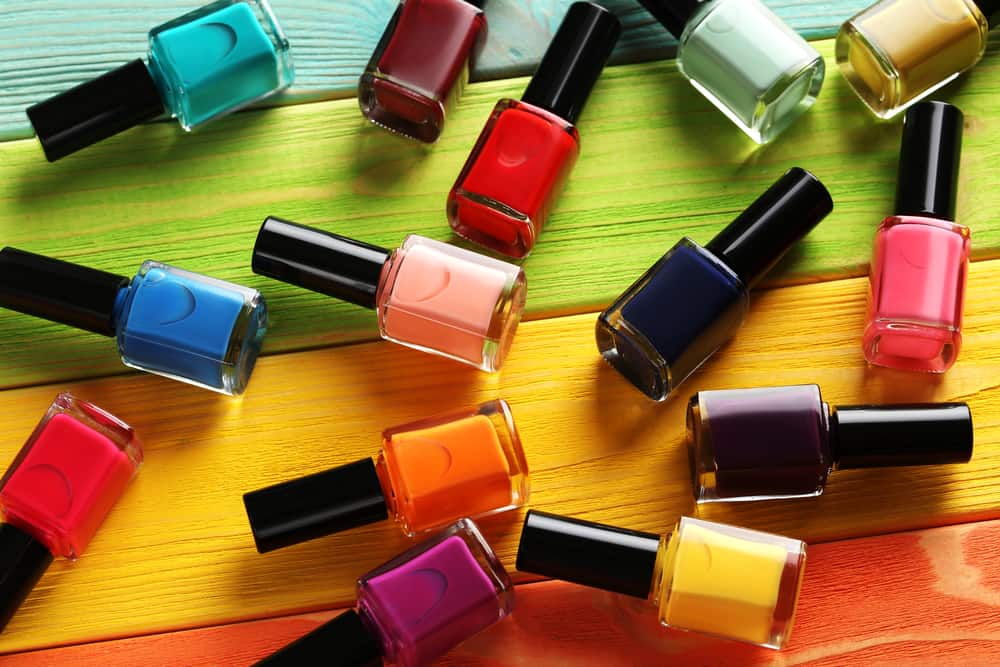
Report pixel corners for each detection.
[254,518,513,667]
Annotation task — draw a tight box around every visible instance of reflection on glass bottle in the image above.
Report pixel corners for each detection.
[254,519,514,667]
[686,384,973,502]
[27,0,294,161]
[836,0,992,118]
[243,400,529,552]
[517,510,806,648]
[596,168,832,401]
[0,394,142,631]
[252,217,526,371]
[640,0,824,143]
[0,248,267,395]
[359,0,487,142]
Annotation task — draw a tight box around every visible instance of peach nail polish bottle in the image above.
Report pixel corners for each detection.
[252,216,527,371]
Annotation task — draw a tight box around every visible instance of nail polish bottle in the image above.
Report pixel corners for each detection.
[447,2,621,258]
[243,400,528,552]
[687,384,973,502]
[596,168,832,402]
[252,217,526,371]
[517,510,806,648]
[865,102,970,372]
[0,393,142,631]
[254,519,514,667]
[26,0,293,161]
[0,248,268,395]
[836,0,996,118]
[639,0,824,143]
[359,0,488,143]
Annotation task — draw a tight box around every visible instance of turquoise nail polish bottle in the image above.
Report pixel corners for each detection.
[27,0,294,161]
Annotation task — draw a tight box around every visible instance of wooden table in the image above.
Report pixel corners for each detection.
[2,1,1000,664]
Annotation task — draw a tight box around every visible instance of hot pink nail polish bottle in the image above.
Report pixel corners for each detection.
[252,217,526,372]
[864,101,970,372]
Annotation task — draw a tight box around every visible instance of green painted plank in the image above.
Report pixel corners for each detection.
[0,0,871,141]
[1,39,998,390]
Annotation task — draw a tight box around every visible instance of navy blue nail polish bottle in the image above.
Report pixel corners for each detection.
[596,168,833,401]
[0,248,267,395]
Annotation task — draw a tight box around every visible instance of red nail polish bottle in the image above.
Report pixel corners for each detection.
[359,0,488,143]
[448,2,621,258]
[0,394,141,631]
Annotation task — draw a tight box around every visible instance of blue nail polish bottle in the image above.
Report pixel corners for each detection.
[26,0,293,162]
[0,248,267,395]
[596,168,833,401]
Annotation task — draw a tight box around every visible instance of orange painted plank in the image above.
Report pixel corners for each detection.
[7,519,1000,666]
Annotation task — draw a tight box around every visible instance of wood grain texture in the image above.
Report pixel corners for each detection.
[0,0,872,140]
[6,520,1000,665]
[1,261,1000,653]
[3,40,1000,390]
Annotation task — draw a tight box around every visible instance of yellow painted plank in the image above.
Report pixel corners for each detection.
[1,260,1000,654]
[3,39,1000,389]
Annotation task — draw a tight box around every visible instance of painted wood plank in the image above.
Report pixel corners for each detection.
[0,0,872,140]
[3,40,1000,390]
[1,261,1000,653]
[4,519,1000,665]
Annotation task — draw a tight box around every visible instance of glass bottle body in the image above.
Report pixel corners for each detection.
[835,0,987,118]
[864,216,970,372]
[115,261,268,395]
[677,0,825,143]
[148,0,294,129]
[357,518,514,667]
[596,238,748,401]
[0,394,141,559]
[376,235,527,371]
[448,99,580,258]
[359,0,487,142]
[375,400,530,535]
[651,517,806,648]
[687,384,832,502]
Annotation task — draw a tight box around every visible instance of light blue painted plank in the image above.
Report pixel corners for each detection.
[0,0,868,141]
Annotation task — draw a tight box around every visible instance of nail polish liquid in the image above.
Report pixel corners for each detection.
[252,217,526,371]
[687,384,973,502]
[597,168,833,401]
[254,519,514,667]
[447,2,621,258]
[836,0,995,118]
[640,0,824,143]
[26,0,293,161]
[244,400,529,552]
[864,102,970,372]
[0,394,141,631]
[517,511,806,648]
[0,248,267,395]
[359,0,487,142]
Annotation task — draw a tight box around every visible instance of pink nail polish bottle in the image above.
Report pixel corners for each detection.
[252,217,527,371]
[864,101,970,372]
[253,519,514,667]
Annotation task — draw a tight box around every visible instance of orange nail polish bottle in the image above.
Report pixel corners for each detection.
[243,400,529,553]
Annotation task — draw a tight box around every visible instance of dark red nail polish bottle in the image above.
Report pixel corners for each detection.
[359,0,488,143]
[447,2,620,258]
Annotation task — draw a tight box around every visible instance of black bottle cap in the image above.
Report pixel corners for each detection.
[637,0,709,37]
[705,167,833,289]
[254,610,382,667]
[516,510,660,599]
[464,0,488,8]
[252,217,391,310]
[521,2,621,124]
[0,523,54,633]
[26,59,165,163]
[894,101,963,221]
[243,458,389,553]
[831,403,973,469]
[0,247,129,338]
